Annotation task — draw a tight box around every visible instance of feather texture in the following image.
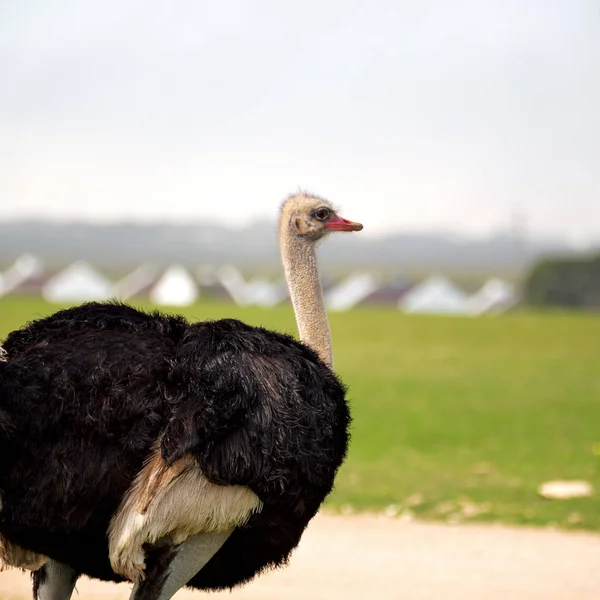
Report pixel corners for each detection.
[0,302,350,590]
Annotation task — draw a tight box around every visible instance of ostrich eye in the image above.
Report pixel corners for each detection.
[314,208,331,221]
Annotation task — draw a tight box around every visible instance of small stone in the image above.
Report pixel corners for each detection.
[383,504,399,518]
[538,480,593,500]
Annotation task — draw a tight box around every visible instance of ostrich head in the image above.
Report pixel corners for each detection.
[278,192,362,367]
[279,193,363,243]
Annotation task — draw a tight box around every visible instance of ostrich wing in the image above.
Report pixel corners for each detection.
[109,318,349,591]
[161,318,349,506]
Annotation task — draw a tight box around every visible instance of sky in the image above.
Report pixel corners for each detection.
[1,0,599,245]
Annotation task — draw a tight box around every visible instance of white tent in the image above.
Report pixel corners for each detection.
[149,264,198,306]
[399,275,469,315]
[196,265,218,287]
[42,261,113,303]
[113,263,160,300]
[325,273,379,311]
[466,278,516,315]
[0,254,44,297]
[245,276,288,307]
[216,265,251,306]
[213,267,288,307]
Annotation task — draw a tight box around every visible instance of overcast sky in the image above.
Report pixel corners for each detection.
[1,0,598,244]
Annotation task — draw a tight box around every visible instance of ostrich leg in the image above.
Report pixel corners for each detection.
[130,529,233,600]
[32,560,78,600]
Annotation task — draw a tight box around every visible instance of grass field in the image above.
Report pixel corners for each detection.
[1,296,599,531]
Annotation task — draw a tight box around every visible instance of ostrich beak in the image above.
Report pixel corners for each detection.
[324,215,363,232]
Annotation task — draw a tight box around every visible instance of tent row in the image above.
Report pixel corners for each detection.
[0,258,285,308]
[0,255,517,314]
[400,275,516,316]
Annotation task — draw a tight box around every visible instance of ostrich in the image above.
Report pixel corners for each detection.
[0,193,362,600]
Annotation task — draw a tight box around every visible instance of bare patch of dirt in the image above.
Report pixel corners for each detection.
[1,513,598,599]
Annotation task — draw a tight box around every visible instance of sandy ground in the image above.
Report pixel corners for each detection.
[1,513,599,600]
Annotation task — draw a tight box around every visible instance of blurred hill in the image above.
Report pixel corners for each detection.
[0,220,572,275]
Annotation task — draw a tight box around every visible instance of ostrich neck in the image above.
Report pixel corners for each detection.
[280,234,333,367]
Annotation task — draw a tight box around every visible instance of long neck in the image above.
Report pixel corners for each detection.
[280,229,333,367]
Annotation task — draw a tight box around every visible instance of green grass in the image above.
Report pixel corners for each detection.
[1,296,599,531]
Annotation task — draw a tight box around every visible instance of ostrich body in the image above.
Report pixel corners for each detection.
[0,194,362,599]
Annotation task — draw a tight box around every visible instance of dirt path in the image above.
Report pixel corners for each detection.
[1,513,599,599]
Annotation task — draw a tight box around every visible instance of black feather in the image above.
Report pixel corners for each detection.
[0,302,350,590]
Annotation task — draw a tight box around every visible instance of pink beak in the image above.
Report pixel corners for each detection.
[323,215,363,232]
